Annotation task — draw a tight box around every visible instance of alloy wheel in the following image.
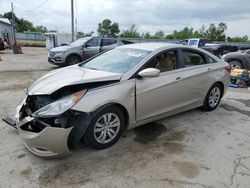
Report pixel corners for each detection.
[94,113,121,144]
[208,87,221,108]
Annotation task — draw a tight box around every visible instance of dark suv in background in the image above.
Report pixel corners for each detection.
[48,37,131,66]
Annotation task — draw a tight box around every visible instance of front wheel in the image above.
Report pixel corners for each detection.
[84,106,125,149]
[202,83,223,111]
[66,55,81,66]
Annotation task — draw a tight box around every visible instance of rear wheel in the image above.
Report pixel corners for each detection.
[202,83,222,111]
[66,55,81,66]
[84,106,125,149]
[229,61,243,69]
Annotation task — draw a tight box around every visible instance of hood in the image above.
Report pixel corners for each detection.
[50,46,71,52]
[223,51,242,58]
[28,65,122,95]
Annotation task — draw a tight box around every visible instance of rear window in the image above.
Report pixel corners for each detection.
[182,50,206,66]
[102,39,117,46]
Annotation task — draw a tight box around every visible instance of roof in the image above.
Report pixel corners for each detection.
[119,42,182,51]
[0,18,11,25]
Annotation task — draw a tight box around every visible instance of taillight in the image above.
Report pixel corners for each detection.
[225,65,231,73]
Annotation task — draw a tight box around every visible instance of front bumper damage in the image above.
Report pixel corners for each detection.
[2,97,91,158]
[18,116,73,157]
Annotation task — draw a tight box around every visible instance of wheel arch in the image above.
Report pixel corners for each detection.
[215,81,224,97]
[94,102,130,131]
[228,58,245,68]
[66,53,82,62]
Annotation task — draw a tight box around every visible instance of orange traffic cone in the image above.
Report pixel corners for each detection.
[0,55,3,61]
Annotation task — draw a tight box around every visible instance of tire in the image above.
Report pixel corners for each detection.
[229,61,243,69]
[84,106,125,149]
[66,55,82,66]
[202,83,223,111]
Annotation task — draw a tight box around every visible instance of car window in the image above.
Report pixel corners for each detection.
[144,51,177,72]
[102,39,117,46]
[69,38,89,47]
[188,40,198,46]
[206,55,217,64]
[86,38,101,47]
[182,50,206,67]
[180,40,188,45]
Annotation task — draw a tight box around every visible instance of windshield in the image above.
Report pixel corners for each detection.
[69,38,89,47]
[81,48,151,74]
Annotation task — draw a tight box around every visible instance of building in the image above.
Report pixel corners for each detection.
[0,18,14,43]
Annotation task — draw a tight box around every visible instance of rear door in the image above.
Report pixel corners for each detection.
[100,38,118,52]
[178,49,224,105]
[136,49,187,121]
[83,37,101,60]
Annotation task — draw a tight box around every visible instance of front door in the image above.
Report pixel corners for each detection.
[83,37,101,60]
[136,50,185,121]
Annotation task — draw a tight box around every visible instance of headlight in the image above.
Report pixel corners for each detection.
[33,90,87,118]
[54,50,69,56]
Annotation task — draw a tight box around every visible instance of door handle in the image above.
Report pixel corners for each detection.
[207,68,212,71]
[176,77,181,80]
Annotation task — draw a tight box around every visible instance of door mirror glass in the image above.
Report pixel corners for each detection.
[138,68,160,78]
[84,43,91,48]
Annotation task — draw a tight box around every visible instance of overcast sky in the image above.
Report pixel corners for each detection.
[1,0,250,37]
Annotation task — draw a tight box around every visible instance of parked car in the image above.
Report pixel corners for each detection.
[222,49,250,69]
[48,37,128,66]
[179,38,238,57]
[3,43,231,157]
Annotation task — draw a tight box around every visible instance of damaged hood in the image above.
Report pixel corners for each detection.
[28,65,122,95]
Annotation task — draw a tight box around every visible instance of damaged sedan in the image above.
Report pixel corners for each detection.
[2,43,231,158]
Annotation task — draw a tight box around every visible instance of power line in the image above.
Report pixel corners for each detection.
[14,0,49,13]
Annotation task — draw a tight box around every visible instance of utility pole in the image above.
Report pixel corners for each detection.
[71,0,74,42]
[11,2,16,44]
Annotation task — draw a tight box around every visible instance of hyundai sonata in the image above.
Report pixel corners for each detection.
[2,43,231,157]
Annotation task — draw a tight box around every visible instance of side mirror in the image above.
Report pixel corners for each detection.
[138,68,160,78]
[84,43,91,48]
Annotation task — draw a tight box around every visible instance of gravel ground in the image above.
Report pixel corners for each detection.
[0,48,250,188]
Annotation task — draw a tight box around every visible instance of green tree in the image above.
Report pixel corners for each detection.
[97,19,120,38]
[142,32,152,39]
[120,24,140,38]
[153,30,165,39]
[76,31,94,39]
[204,23,227,41]
[2,11,53,33]
[227,35,249,42]
[34,25,48,33]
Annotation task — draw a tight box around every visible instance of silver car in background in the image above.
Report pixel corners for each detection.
[3,43,231,158]
[48,37,127,66]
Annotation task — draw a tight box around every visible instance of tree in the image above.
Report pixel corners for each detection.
[142,32,152,39]
[227,35,249,42]
[76,31,94,39]
[164,23,228,41]
[204,23,227,41]
[34,25,48,33]
[97,19,120,38]
[153,30,165,39]
[2,11,51,33]
[120,24,140,38]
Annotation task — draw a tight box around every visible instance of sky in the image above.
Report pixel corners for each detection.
[1,0,250,37]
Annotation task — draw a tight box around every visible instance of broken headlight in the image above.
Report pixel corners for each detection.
[32,90,87,118]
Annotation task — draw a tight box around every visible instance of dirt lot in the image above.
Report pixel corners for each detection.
[0,48,250,188]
